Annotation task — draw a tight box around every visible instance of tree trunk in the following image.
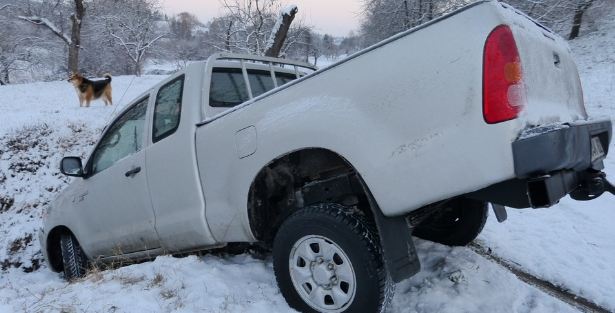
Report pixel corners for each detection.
[134,58,142,76]
[0,64,8,84]
[304,31,311,62]
[427,1,434,21]
[417,0,423,26]
[569,0,594,40]
[264,6,298,58]
[68,0,85,73]
[403,0,410,28]
[225,20,233,52]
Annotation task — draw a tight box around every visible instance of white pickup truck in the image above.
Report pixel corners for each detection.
[41,1,612,312]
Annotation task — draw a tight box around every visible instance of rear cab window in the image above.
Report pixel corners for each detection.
[275,72,298,87]
[208,67,300,109]
[247,70,276,97]
[210,68,249,108]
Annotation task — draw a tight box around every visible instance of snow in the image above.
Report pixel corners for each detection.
[144,59,182,75]
[0,76,163,135]
[281,5,299,16]
[1,11,614,313]
[1,255,293,312]
[517,123,570,140]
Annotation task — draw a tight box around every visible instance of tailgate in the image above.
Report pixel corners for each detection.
[501,5,587,125]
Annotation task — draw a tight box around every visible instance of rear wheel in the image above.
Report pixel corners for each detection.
[60,234,89,281]
[273,203,392,313]
[413,198,488,246]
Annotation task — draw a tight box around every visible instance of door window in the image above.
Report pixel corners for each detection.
[153,75,184,143]
[90,97,148,175]
[209,68,250,107]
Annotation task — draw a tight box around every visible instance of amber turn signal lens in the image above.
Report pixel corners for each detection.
[504,62,522,84]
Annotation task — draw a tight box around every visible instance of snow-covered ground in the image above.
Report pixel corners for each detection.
[1,17,614,313]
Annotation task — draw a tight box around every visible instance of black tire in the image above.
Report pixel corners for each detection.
[273,203,393,313]
[413,198,488,246]
[60,234,89,281]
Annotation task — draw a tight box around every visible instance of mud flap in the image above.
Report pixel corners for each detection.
[364,190,420,283]
[491,203,508,223]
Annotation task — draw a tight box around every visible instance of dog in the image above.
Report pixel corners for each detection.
[68,73,113,107]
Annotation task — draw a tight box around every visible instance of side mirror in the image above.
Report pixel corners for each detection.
[60,157,84,177]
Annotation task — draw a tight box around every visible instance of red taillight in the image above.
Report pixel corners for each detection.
[483,25,525,124]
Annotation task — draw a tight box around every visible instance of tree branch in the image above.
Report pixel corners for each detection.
[17,16,72,46]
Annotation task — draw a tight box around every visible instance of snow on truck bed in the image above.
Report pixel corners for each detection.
[1,33,614,313]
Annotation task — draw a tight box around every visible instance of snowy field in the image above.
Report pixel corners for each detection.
[1,24,615,313]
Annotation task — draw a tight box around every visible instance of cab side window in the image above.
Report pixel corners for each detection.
[91,97,148,175]
[153,75,184,143]
[210,68,249,108]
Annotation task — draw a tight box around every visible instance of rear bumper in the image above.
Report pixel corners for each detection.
[513,119,612,177]
[468,119,612,208]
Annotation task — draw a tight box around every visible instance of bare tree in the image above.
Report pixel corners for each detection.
[0,37,38,84]
[360,0,468,46]
[0,2,56,83]
[103,0,165,75]
[503,0,606,39]
[209,0,306,57]
[321,34,337,58]
[18,0,85,74]
[339,32,361,55]
[218,0,280,54]
[169,12,201,40]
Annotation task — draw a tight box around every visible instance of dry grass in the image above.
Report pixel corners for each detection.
[150,273,164,287]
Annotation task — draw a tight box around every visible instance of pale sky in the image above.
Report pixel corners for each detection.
[162,0,363,37]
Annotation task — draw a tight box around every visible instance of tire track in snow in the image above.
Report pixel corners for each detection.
[469,243,612,313]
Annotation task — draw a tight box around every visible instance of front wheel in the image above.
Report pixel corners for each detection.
[60,234,89,281]
[273,203,392,313]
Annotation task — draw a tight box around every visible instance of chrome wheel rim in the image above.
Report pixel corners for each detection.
[289,235,357,312]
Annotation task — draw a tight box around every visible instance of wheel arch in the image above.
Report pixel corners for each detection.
[246,147,421,282]
[46,225,75,272]
[247,147,369,242]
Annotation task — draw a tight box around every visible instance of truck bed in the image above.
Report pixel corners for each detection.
[194,0,589,242]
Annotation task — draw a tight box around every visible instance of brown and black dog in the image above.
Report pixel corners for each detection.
[68,73,113,107]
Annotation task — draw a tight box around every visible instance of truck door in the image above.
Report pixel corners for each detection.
[79,97,161,256]
[145,74,217,251]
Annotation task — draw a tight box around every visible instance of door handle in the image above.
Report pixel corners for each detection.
[125,167,141,177]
